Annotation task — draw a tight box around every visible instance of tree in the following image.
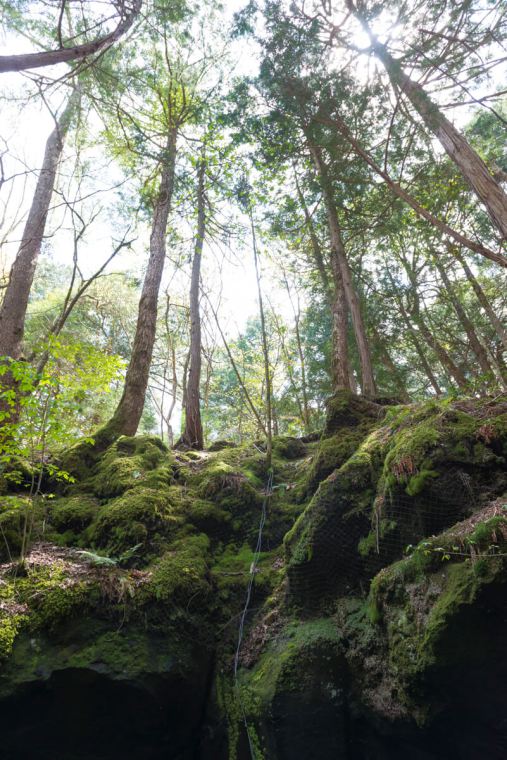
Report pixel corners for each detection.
[344,0,507,241]
[0,0,142,74]
[178,157,206,449]
[0,88,79,427]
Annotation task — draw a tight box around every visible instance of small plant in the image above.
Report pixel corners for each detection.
[76,543,143,567]
[0,340,123,562]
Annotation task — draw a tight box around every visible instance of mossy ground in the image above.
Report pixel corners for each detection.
[1,395,507,757]
[0,432,308,686]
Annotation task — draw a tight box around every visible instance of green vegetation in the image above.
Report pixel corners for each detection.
[1,0,507,755]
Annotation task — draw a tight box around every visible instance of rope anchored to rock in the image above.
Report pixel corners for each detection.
[233,468,274,759]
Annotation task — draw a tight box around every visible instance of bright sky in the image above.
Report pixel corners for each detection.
[0,0,294,344]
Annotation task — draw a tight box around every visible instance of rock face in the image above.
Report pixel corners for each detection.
[0,396,506,758]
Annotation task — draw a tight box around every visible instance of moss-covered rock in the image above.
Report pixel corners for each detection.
[89,435,173,498]
[1,394,507,759]
[300,391,384,496]
[231,619,346,760]
[87,486,183,556]
[286,395,507,608]
[271,436,306,460]
[47,494,99,533]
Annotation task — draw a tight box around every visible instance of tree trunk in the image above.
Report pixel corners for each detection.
[310,144,376,395]
[412,310,469,390]
[0,90,78,361]
[370,323,411,402]
[371,40,507,241]
[178,159,205,449]
[104,127,177,438]
[0,0,141,73]
[0,91,78,430]
[329,251,352,391]
[293,168,351,391]
[251,212,273,468]
[452,247,507,352]
[433,257,494,381]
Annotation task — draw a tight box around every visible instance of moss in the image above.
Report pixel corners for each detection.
[405,469,439,496]
[59,438,100,482]
[235,617,344,739]
[215,672,242,760]
[0,613,26,660]
[358,519,396,558]
[365,505,507,694]
[285,430,383,602]
[324,391,383,436]
[87,486,183,556]
[144,534,211,609]
[47,494,99,533]
[14,564,92,631]
[61,626,191,677]
[90,436,172,499]
[0,563,93,662]
[185,498,232,534]
[380,397,507,495]
[208,440,238,452]
[187,461,262,541]
[304,430,365,493]
[300,394,384,497]
[211,543,279,602]
[421,558,502,656]
[272,436,306,460]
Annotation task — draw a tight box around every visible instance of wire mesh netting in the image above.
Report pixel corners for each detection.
[287,467,478,608]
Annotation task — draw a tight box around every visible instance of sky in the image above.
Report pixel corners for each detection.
[0,0,292,342]
[0,0,299,434]
[2,0,505,434]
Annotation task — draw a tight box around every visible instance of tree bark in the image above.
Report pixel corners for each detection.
[452,247,507,352]
[178,159,205,449]
[251,212,273,467]
[370,40,507,241]
[345,0,507,241]
[293,168,351,391]
[314,112,507,268]
[0,90,78,361]
[433,257,494,382]
[105,126,177,438]
[329,250,352,391]
[309,144,376,395]
[0,1,141,74]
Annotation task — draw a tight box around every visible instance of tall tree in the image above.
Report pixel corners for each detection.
[309,143,376,396]
[345,0,507,241]
[178,157,206,449]
[0,90,79,362]
[104,124,178,438]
